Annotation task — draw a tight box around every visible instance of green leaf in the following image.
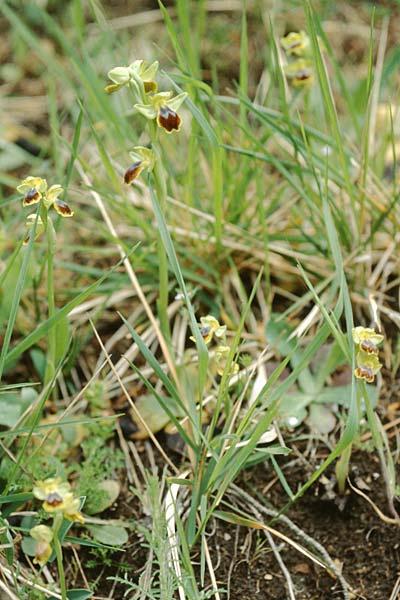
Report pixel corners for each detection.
[86,524,128,546]
[308,404,336,434]
[278,383,377,429]
[265,314,316,394]
[214,510,264,530]
[244,446,291,468]
[66,590,93,600]
[30,348,47,380]
[0,414,120,440]
[55,313,72,365]
[21,535,36,558]
[60,420,88,447]
[0,519,14,566]
[4,257,127,369]
[130,394,184,437]
[64,535,124,550]
[0,385,38,427]
[86,480,120,515]
[282,384,377,410]
[0,492,34,505]
[0,394,22,427]
[280,398,309,428]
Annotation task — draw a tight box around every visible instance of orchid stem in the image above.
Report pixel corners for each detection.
[152,148,171,341]
[44,215,57,392]
[53,514,67,600]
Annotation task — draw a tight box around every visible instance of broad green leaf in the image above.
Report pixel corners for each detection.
[130,394,184,438]
[30,348,47,380]
[308,404,336,434]
[0,394,22,427]
[0,492,34,505]
[60,421,88,447]
[55,313,72,365]
[66,590,93,600]
[0,385,37,427]
[86,480,120,515]
[21,535,36,558]
[86,524,128,546]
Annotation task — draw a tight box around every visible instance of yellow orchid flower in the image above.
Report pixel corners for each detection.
[30,525,53,566]
[17,176,47,207]
[214,344,239,377]
[281,31,310,56]
[124,146,155,184]
[44,184,74,217]
[354,353,382,383]
[284,59,314,87]
[105,59,159,94]
[134,91,188,133]
[191,315,227,345]
[44,493,84,523]
[352,326,384,354]
[16,177,73,217]
[33,477,84,523]
[23,214,44,245]
[352,326,384,383]
[33,477,71,503]
[355,351,382,370]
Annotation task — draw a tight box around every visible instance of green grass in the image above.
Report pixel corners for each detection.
[0,0,399,598]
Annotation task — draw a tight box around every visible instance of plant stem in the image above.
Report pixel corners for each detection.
[336,380,364,494]
[53,514,67,600]
[363,381,399,518]
[128,82,171,341]
[44,215,57,390]
[152,146,171,341]
[335,442,352,495]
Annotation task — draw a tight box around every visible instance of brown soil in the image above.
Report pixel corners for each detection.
[210,453,400,600]
[76,448,399,600]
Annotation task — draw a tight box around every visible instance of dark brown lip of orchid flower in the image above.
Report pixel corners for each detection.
[360,340,379,355]
[287,40,303,50]
[200,326,211,338]
[45,492,63,506]
[157,105,182,133]
[54,199,74,217]
[295,69,312,81]
[124,161,143,184]
[354,366,374,383]
[24,188,41,205]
